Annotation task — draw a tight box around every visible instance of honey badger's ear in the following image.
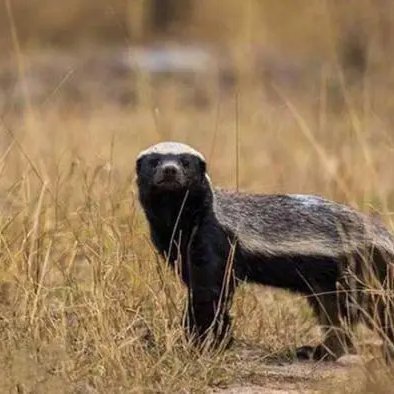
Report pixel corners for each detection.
[199,158,206,174]
[136,157,143,173]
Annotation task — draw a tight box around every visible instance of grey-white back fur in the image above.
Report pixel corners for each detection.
[213,190,394,259]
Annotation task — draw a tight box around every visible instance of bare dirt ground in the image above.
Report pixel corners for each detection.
[210,342,368,394]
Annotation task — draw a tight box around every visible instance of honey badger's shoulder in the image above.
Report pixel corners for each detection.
[212,189,394,258]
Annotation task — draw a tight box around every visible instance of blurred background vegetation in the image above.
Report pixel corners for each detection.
[1,0,394,199]
[2,0,394,112]
[1,0,393,53]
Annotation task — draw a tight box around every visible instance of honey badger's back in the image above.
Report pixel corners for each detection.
[213,190,394,260]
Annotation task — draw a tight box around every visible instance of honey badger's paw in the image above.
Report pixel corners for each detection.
[295,345,338,361]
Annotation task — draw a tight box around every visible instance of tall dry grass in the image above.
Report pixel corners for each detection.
[0,104,318,392]
[1,1,394,392]
[0,78,393,392]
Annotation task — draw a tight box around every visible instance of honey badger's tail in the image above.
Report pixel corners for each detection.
[365,226,394,361]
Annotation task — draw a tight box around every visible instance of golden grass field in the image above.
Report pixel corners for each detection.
[1,1,394,393]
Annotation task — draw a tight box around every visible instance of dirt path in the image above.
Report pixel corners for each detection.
[210,345,365,393]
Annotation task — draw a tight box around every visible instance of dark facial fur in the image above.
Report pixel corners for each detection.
[136,152,206,195]
[136,141,394,361]
[136,144,213,269]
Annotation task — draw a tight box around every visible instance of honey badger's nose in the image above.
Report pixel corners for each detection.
[163,165,177,176]
[161,163,179,179]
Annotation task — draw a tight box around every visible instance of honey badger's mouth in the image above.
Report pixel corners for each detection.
[155,178,184,189]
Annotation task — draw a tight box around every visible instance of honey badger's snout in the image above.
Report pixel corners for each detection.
[161,162,179,179]
[154,160,185,188]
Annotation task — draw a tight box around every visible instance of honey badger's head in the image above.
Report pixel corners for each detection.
[136,142,209,199]
[136,142,213,243]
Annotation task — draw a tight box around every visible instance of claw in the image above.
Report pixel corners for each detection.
[295,345,315,360]
[295,345,337,361]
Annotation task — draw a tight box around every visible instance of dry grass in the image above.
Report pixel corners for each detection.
[0,102,319,393]
[0,72,393,392]
[1,1,394,393]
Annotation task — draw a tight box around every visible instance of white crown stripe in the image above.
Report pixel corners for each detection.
[137,142,205,162]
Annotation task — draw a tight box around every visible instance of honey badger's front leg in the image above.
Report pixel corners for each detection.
[183,285,233,348]
[183,247,234,348]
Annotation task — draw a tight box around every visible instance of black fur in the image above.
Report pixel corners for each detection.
[136,142,394,360]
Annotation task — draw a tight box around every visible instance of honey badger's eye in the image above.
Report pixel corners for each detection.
[180,157,190,167]
[149,158,160,168]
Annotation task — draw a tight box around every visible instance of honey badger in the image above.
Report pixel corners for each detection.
[136,141,394,360]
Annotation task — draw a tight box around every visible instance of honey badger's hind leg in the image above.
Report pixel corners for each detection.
[296,290,356,361]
